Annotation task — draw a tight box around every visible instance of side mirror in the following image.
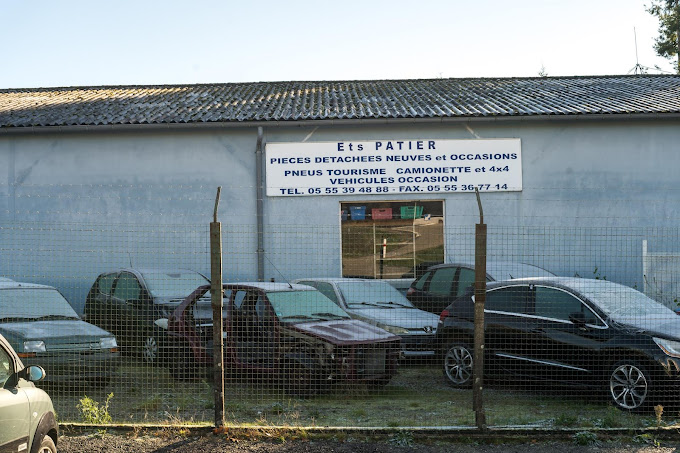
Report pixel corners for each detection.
[569,312,587,326]
[5,365,46,389]
[20,365,46,382]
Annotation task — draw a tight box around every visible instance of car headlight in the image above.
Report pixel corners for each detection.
[654,337,680,358]
[23,340,46,353]
[376,323,410,335]
[100,337,118,349]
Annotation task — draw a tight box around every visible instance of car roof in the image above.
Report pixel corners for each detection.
[225,282,317,292]
[100,268,204,275]
[294,277,375,284]
[0,280,56,290]
[486,276,625,291]
[426,261,555,280]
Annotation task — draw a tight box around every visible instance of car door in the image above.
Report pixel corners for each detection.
[85,272,118,332]
[111,272,147,348]
[529,285,609,383]
[483,285,533,377]
[0,345,30,453]
[231,290,265,366]
[297,282,344,308]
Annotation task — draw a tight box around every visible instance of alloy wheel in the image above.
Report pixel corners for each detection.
[443,345,474,386]
[142,336,159,364]
[610,363,649,410]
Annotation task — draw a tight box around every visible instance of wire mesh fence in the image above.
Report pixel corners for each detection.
[1,216,680,429]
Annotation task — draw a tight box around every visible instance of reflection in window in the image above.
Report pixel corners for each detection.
[340,200,444,279]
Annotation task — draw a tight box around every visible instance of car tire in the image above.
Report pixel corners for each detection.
[141,335,161,364]
[442,343,474,388]
[33,434,56,453]
[609,361,651,411]
[169,344,198,381]
[283,362,319,398]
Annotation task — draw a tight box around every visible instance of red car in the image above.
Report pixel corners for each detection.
[166,282,401,396]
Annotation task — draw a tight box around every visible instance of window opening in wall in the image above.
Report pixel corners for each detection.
[340,200,444,279]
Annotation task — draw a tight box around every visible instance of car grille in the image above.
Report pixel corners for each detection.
[47,341,102,352]
[355,347,387,376]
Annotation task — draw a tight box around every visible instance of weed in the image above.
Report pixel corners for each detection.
[593,267,606,280]
[389,430,414,447]
[78,393,114,434]
[655,405,664,426]
[554,413,578,427]
[634,433,661,447]
[573,431,598,446]
[593,406,625,428]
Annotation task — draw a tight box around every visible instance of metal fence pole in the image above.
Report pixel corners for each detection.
[473,189,487,429]
[211,187,225,428]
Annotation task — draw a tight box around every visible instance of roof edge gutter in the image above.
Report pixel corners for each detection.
[1,113,680,135]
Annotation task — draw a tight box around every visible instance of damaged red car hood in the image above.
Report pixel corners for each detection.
[290,319,400,345]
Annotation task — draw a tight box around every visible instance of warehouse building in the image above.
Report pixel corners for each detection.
[1,76,679,311]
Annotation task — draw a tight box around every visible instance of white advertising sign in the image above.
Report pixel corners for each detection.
[265,139,522,197]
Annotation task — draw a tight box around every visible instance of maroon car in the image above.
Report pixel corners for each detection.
[166,282,401,396]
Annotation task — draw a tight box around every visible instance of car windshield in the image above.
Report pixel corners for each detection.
[336,281,416,308]
[487,262,555,280]
[575,280,674,320]
[141,271,208,298]
[0,288,80,320]
[267,290,350,322]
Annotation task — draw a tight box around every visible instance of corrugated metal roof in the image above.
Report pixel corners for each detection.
[1,75,679,128]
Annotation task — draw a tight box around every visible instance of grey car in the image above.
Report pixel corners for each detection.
[294,278,439,358]
[0,332,58,452]
[84,268,209,364]
[0,280,120,385]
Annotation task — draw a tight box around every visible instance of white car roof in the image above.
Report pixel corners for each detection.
[0,280,56,290]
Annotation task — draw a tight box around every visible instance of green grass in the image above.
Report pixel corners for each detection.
[48,360,676,430]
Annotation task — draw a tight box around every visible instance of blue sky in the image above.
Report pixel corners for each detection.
[1,0,675,89]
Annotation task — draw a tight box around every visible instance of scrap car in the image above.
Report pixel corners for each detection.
[166,282,401,396]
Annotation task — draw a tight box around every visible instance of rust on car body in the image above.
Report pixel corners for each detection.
[167,283,401,394]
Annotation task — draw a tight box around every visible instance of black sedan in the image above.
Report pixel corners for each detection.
[436,277,680,411]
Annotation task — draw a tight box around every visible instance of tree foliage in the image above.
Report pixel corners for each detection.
[647,0,680,73]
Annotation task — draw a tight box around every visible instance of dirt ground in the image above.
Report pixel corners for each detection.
[57,430,680,453]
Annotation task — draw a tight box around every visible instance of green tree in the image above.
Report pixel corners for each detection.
[647,0,680,73]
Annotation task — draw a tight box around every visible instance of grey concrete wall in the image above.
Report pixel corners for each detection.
[1,118,678,312]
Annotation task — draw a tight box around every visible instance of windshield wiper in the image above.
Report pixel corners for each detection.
[311,312,349,320]
[34,314,80,321]
[347,302,381,307]
[376,301,411,308]
[0,316,32,323]
[280,314,315,321]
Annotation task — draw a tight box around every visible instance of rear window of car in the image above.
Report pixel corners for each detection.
[413,271,431,290]
[428,267,456,296]
[97,274,116,295]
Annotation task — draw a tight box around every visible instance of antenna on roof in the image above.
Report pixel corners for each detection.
[263,254,293,289]
[626,27,675,75]
[629,28,646,75]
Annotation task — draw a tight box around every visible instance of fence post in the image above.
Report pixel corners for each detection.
[473,189,487,429]
[211,187,225,429]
